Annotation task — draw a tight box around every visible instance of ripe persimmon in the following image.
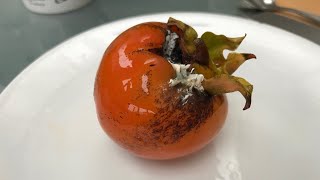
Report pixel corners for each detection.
[94,18,255,160]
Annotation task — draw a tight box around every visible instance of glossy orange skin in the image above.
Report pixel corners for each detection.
[94,22,228,160]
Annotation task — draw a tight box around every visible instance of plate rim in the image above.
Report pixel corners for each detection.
[1,11,320,180]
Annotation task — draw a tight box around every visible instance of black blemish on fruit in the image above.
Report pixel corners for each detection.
[169,42,182,64]
[149,64,156,67]
[132,86,223,147]
[155,90,213,144]
[148,47,163,56]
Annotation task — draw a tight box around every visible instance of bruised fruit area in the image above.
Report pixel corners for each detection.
[94,18,256,159]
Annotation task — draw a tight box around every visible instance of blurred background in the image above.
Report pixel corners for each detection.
[0,0,319,92]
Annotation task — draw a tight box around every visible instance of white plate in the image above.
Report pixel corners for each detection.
[1,12,320,180]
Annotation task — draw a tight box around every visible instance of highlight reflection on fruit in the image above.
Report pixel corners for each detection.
[94,18,256,160]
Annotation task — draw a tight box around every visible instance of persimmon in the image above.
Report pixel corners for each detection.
[94,18,256,160]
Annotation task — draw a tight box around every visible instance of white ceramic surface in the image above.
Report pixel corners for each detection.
[1,12,320,180]
[22,0,92,14]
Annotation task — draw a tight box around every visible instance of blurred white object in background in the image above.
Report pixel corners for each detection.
[22,0,92,14]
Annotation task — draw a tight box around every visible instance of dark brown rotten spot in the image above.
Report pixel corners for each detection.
[132,86,224,148]
[168,41,182,64]
[178,41,193,64]
[148,47,163,56]
[193,38,209,66]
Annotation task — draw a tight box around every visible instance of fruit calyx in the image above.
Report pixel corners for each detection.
[165,17,256,110]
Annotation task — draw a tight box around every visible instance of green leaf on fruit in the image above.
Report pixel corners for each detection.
[201,32,246,67]
[202,74,253,110]
[166,17,257,110]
